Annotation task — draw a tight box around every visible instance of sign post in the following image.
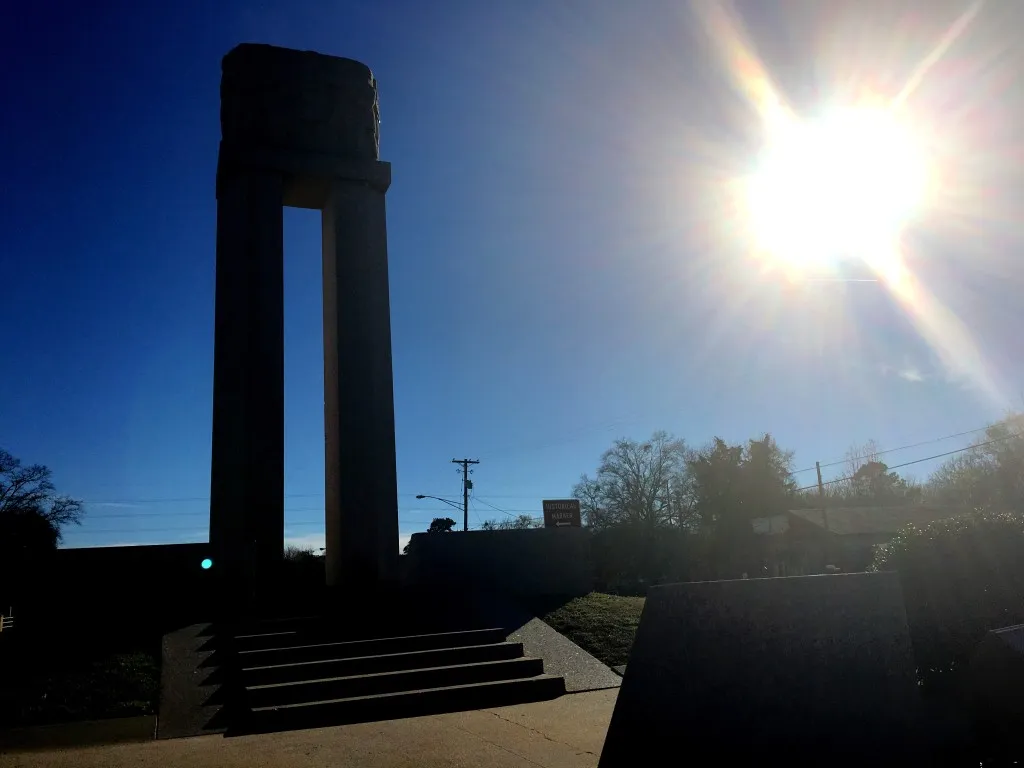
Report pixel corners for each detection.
[542,499,582,528]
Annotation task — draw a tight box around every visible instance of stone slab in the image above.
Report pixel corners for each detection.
[599,573,922,767]
[465,590,621,694]
[508,618,621,694]
[968,623,1024,745]
[157,623,227,739]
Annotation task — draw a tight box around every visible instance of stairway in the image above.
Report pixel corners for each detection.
[225,616,566,732]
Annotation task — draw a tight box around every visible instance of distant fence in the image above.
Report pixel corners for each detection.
[0,609,12,632]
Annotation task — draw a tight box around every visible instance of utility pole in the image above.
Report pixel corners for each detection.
[816,460,833,570]
[815,461,828,530]
[452,458,480,532]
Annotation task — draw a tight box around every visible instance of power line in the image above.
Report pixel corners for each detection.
[81,492,461,506]
[84,505,331,520]
[474,496,518,518]
[65,516,440,536]
[71,422,1005,510]
[83,504,466,520]
[794,432,1022,493]
[62,430,1020,536]
[788,424,992,477]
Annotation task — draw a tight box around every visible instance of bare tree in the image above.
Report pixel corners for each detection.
[572,431,690,530]
[0,449,84,540]
[923,413,1024,510]
[481,515,538,531]
[836,439,882,496]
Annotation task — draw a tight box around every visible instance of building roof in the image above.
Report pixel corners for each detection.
[750,514,790,535]
[787,505,968,536]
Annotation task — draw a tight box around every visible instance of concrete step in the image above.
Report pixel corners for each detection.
[233,615,474,640]
[244,674,567,732]
[246,657,546,708]
[232,594,498,639]
[232,615,323,636]
[235,627,508,664]
[240,641,526,687]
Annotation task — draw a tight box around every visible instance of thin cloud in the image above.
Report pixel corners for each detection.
[880,360,929,383]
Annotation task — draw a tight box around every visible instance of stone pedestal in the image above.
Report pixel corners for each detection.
[600,573,923,767]
[210,44,399,602]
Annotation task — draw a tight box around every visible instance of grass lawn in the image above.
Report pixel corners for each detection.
[542,592,646,668]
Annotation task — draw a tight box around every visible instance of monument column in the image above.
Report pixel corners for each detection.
[322,169,399,588]
[209,169,285,604]
[213,43,399,598]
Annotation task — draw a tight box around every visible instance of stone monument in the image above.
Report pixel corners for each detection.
[209,44,399,598]
[599,573,923,767]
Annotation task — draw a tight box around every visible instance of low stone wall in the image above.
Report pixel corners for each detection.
[405,528,591,597]
[35,543,216,631]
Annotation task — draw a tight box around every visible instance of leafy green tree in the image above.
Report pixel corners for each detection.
[741,434,798,516]
[427,517,456,534]
[572,431,691,530]
[403,517,458,554]
[688,433,796,535]
[686,434,796,576]
[848,461,921,505]
[687,438,744,533]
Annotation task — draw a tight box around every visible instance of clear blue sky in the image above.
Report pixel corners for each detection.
[2,0,1021,551]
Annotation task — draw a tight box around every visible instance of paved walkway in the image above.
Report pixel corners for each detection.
[1,690,617,768]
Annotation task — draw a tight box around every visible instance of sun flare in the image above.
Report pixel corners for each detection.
[744,105,933,273]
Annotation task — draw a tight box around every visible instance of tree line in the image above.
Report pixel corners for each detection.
[572,413,1024,534]
[458,413,1024,535]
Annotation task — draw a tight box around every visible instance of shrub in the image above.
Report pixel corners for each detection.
[5,650,159,726]
[871,510,1024,688]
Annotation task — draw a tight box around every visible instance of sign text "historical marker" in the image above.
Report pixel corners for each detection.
[542,499,581,528]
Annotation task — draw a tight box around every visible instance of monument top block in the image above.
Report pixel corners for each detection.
[220,43,380,162]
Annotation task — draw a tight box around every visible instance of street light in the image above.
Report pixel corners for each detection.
[415,494,462,510]
[415,495,465,530]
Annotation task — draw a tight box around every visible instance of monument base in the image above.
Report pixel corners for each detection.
[405,528,591,598]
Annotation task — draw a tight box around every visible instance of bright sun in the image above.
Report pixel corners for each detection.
[744,105,932,273]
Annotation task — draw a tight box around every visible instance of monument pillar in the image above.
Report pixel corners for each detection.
[322,175,399,587]
[210,170,285,603]
[210,44,399,600]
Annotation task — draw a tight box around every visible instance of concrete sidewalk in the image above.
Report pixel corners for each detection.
[1,690,616,768]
